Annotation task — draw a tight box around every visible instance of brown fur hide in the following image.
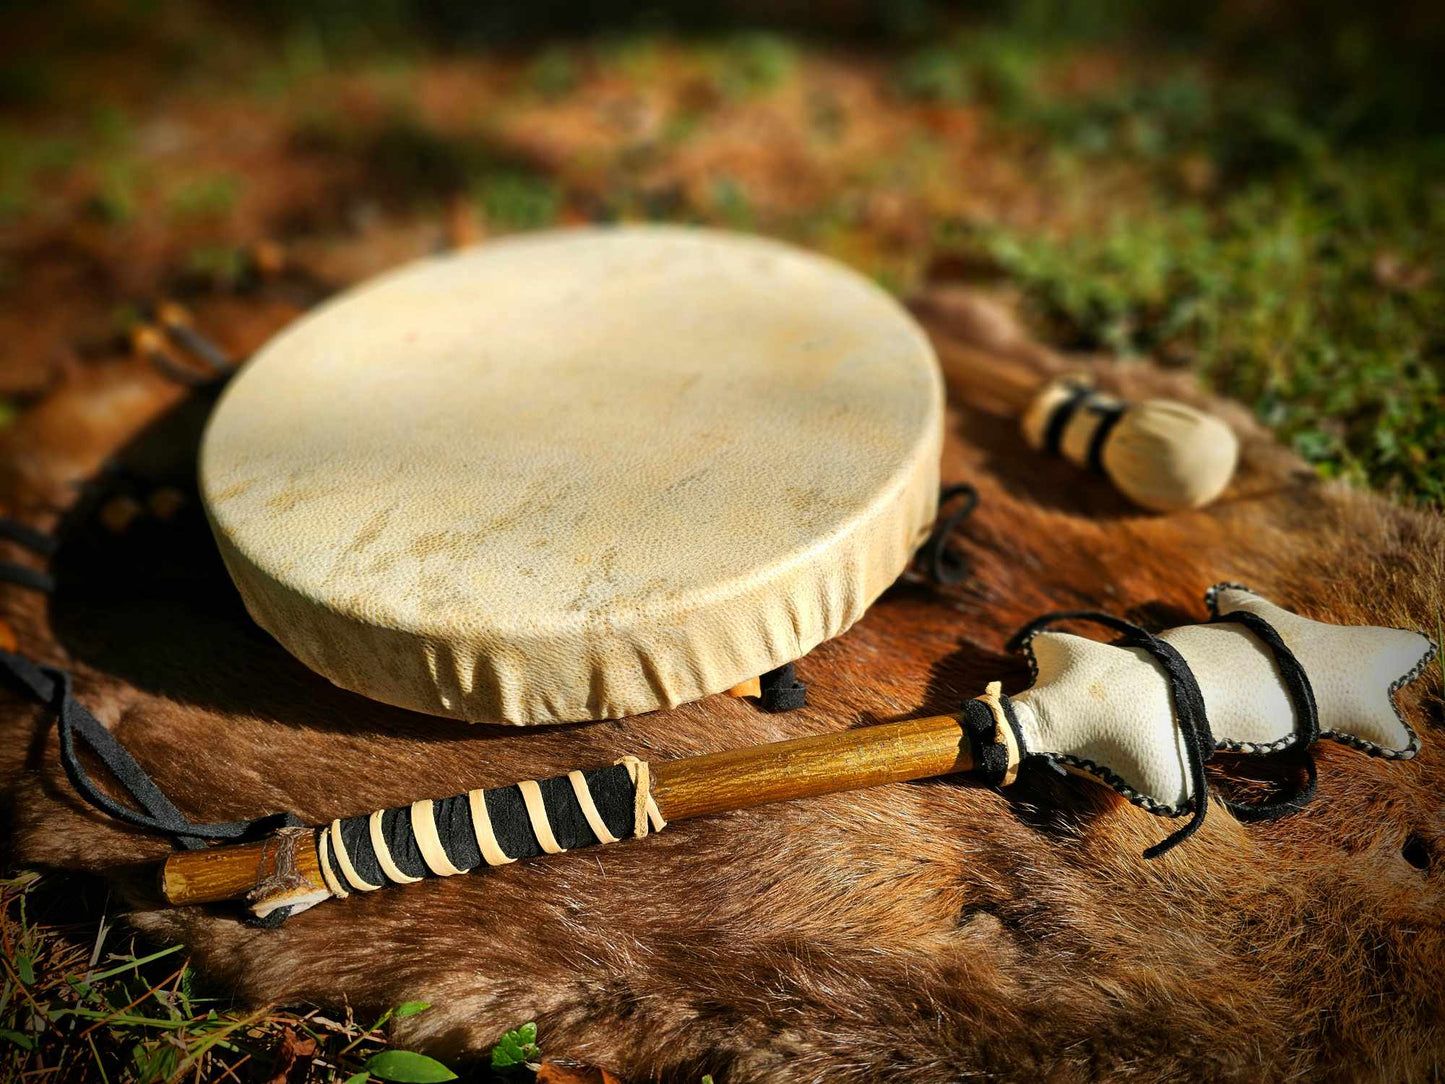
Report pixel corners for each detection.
[1,286,1441,1083]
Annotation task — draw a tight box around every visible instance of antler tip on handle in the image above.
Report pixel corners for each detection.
[160,830,326,908]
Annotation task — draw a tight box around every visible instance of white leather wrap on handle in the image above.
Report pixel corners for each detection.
[1008,585,1436,813]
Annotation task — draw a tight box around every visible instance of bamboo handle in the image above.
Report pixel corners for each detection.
[160,713,973,908]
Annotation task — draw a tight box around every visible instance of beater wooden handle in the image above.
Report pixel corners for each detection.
[651,712,974,817]
[153,586,1439,913]
[160,713,976,910]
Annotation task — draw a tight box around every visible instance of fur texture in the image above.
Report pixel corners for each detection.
[1,287,1441,1083]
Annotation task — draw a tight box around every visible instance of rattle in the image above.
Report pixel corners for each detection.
[919,290,1239,512]
[151,584,1434,921]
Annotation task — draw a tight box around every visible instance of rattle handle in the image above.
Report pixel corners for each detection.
[933,341,1045,414]
[161,713,974,909]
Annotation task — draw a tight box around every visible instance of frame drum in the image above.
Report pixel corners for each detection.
[201,226,943,723]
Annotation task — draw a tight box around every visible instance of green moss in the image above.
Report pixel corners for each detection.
[714,32,795,98]
[0,128,79,219]
[895,30,1041,111]
[662,108,703,145]
[708,175,755,230]
[594,30,658,79]
[895,45,971,103]
[900,22,1444,504]
[167,174,242,221]
[473,171,561,231]
[252,26,329,98]
[90,104,134,150]
[86,169,136,224]
[526,45,579,99]
[966,153,1444,503]
[183,245,250,288]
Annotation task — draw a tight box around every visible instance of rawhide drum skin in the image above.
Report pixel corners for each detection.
[200,226,943,723]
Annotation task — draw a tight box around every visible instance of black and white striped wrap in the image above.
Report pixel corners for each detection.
[315,756,665,898]
[1036,382,1126,474]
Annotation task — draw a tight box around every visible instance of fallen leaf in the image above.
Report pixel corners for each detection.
[261,1026,320,1084]
[1373,252,1432,292]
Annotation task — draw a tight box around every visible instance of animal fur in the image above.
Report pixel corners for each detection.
[1,286,1441,1083]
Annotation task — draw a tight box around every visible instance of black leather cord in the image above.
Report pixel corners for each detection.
[0,515,58,593]
[1041,384,1090,457]
[1006,606,1323,855]
[0,649,298,850]
[1008,611,1215,857]
[1209,609,1320,821]
[0,563,56,592]
[0,518,58,556]
[918,483,979,586]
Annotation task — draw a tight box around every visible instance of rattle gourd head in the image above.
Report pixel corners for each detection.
[1021,379,1239,512]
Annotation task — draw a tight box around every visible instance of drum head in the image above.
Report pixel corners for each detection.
[201,226,943,723]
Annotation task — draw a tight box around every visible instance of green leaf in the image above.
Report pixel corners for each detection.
[0,1029,35,1051]
[489,1021,540,1069]
[131,1041,178,1083]
[15,953,34,985]
[80,943,184,984]
[394,1000,432,1018]
[362,1050,458,1083]
[344,1074,370,1084]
